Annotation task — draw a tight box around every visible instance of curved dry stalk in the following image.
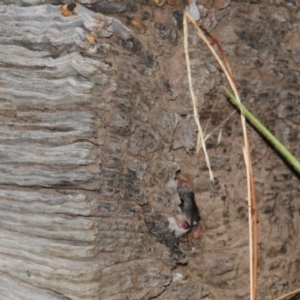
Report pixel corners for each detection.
[184,12,257,300]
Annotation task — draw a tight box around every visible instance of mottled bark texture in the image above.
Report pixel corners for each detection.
[0,0,300,299]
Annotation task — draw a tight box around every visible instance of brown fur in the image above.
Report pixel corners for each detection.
[175,172,193,191]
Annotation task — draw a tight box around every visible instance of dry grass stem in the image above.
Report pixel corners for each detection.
[243,145,254,300]
[183,13,214,183]
[275,288,300,300]
[217,129,222,144]
[203,110,236,143]
[184,12,258,300]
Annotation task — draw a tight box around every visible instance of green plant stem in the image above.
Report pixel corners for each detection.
[225,89,300,175]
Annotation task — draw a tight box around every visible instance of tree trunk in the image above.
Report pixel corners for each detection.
[0,1,300,299]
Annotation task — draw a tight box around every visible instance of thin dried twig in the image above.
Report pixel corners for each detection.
[217,129,223,144]
[184,12,257,300]
[250,154,258,300]
[242,145,254,300]
[203,110,236,143]
[183,13,214,183]
[274,288,300,300]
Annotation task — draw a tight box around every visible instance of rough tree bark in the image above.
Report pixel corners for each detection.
[0,1,300,299]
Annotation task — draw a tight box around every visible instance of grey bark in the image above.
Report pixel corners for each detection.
[0,2,177,299]
[1,1,300,300]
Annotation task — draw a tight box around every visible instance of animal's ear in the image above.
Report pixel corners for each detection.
[175,172,193,190]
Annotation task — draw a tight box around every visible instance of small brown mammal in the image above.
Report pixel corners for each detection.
[168,173,200,237]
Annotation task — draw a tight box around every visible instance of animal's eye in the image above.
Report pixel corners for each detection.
[179,198,184,207]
